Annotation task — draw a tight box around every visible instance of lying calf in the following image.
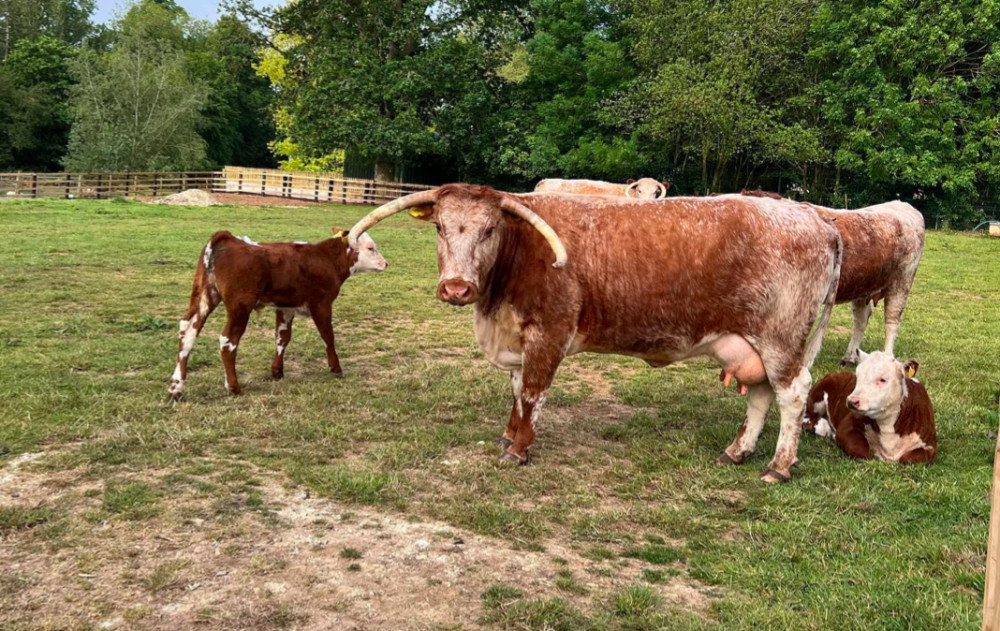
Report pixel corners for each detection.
[168,228,386,400]
[803,351,937,463]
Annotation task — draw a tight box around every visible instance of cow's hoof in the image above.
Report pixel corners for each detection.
[494,436,513,450]
[760,468,791,483]
[331,370,344,379]
[227,386,241,396]
[270,370,284,381]
[715,451,741,465]
[499,450,530,466]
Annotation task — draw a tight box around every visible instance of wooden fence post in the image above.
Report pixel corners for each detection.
[261,173,266,196]
[984,391,1000,631]
[65,174,71,199]
[96,173,102,200]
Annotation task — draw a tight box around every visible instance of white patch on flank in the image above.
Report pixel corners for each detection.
[237,235,260,246]
[219,335,237,352]
[202,243,213,269]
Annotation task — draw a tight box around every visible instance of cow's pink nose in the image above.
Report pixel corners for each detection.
[847,396,861,410]
[437,279,478,304]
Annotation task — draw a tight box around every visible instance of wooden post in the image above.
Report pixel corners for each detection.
[96,173,102,200]
[31,174,38,198]
[314,176,320,202]
[124,171,131,198]
[13,173,20,197]
[261,173,266,197]
[65,174,71,199]
[238,171,243,194]
[984,392,1000,631]
[341,179,347,205]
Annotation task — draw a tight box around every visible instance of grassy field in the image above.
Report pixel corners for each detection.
[0,197,997,630]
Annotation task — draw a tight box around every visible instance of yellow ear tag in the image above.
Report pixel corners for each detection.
[332,230,348,242]
[409,208,433,219]
[907,366,916,378]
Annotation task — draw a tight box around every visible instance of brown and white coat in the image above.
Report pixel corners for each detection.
[349,186,843,482]
[168,228,386,400]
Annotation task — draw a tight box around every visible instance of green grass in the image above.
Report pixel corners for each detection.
[0,198,997,629]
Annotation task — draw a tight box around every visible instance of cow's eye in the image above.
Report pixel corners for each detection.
[483,226,495,239]
[435,223,442,234]
[877,378,888,385]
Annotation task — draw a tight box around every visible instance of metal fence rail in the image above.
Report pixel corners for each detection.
[0,167,433,205]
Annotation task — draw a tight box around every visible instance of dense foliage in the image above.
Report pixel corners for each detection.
[0,0,274,172]
[2,0,999,225]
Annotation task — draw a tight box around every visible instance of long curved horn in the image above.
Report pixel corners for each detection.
[499,197,568,268]
[625,181,638,198]
[348,189,439,249]
[656,181,667,199]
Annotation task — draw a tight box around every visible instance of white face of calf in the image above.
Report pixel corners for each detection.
[847,351,919,422]
[629,178,666,199]
[350,232,388,275]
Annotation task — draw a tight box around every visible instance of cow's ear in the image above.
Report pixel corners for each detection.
[661,180,671,191]
[626,178,636,184]
[902,360,919,378]
[331,227,349,243]
[856,349,869,363]
[408,205,435,221]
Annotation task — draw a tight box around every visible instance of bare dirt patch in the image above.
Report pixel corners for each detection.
[0,453,717,630]
[151,189,221,207]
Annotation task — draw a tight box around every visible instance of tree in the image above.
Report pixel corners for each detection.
[0,35,75,170]
[264,0,496,181]
[0,0,94,59]
[188,14,276,168]
[63,1,207,171]
[809,0,1000,224]
[624,0,823,194]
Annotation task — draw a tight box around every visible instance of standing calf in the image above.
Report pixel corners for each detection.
[168,228,386,400]
[803,351,937,463]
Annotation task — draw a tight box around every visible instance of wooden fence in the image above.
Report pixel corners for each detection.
[0,167,433,205]
[0,171,220,200]
[218,167,433,205]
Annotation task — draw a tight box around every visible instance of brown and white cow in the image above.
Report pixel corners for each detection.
[534,178,669,199]
[803,351,937,463]
[168,228,386,400]
[740,190,925,365]
[349,186,843,482]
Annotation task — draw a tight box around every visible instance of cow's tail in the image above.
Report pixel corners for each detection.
[802,230,843,368]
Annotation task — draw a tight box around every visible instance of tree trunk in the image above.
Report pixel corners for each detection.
[374,158,395,183]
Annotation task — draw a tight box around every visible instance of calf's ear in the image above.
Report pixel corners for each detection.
[626,178,636,184]
[902,360,919,378]
[331,227,349,243]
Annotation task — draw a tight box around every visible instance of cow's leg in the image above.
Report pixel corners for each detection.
[718,383,775,465]
[309,303,343,377]
[219,304,252,395]
[495,368,522,450]
[169,287,220,400]
[500,340,563,465]
[761,366,812,483]
[270,309,295,380]
[840,299,873,366]
[882,291,909,355]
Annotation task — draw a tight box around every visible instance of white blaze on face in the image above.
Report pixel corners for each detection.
[350,233,387,275]
[435,205,501,287]
[631,178,664,199]
[848,351,908,423]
